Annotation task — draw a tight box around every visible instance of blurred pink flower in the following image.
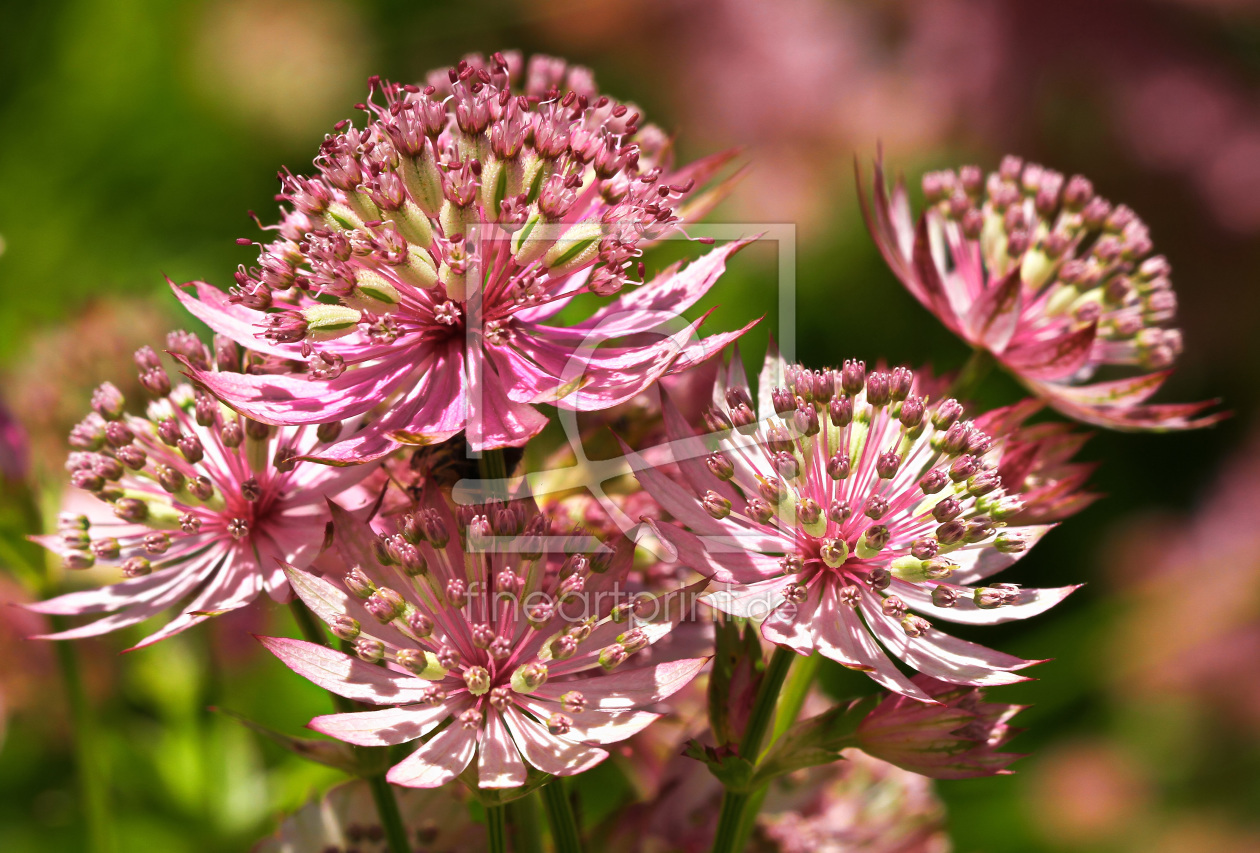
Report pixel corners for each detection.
[181,52,751,462]
[28,334,377,649]
[854,674,1023,779]
[862,154,1223,431]
[264,488,708,788]
[630,349,1085,702]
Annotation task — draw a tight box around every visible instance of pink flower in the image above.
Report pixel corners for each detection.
[853,675,1024,779]
[860,155,1223,431]
[263,489,708,788]
[27,335,376,649]
[629,348,1084,703]
[0,395,29,484]
[178,52,752,464]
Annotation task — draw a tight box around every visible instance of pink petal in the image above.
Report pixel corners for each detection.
[502,707,607,777]
[860,589,1034,687]
[169,281,299,360]
[309,703,454,747]
[948,524,1056,584]
[127,550,263,650]
[532,658,708,710]
[1001,323,1097,381]
[964,267,1022,354]
[899,584,1081,626]
[477,710,528,789]
[818,583,935,703]
[386,720,478,788]
[258,637,435,704]
[760,583,822,657]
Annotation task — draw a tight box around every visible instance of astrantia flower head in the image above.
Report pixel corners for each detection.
[853,675,1024,779]
[631,348,1084,703]
[28,333,376,648]
[263,486,707,788]
[861,155,1223,431]
[178,51,751,463]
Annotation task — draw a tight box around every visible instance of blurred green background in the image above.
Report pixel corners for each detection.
[2,0,1259,850]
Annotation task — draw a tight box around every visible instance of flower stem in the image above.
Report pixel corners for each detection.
[542,779,583,853]
[710,645,796,853]
[946,348,997,401]
[289,599,406,853]
[366,772,412,853]
[732,653,824,850]
[508,795,544,853]
[486,803,509,853]
[51,619,115,853]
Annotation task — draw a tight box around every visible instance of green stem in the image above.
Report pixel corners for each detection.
[52,619,114,853]
[734,654,824,850]
[289,598,405,853]
[542,779,583,853]
[711,645,796,853]
[366,773,412,853]
[478,447,509,503]
[508,794,544,853]
[946,348,997,402]
[487,803,508,853]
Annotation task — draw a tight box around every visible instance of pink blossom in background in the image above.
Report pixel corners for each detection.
[28,333,377,649]
[862,155,1223,431]
[180,51,752,462]
[854,674,1024,779]
[264,487,708,788]
[630,347,1088,702]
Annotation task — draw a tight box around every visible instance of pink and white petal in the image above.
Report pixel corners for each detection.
[899,583,1081,625]
[964,267,1022,354]
[1000,323,1097,381]
[817,588,935,703]
[466,359,549,451]
[386,721,478,788]
[516,699,659,745]
[23,555,211,616]
[477,710,529,789]
[30,551,223,640]
[259,637,435,704]
[170,281,300,360]
[502,707,607,777]
[309,702,457,747]
[665,318,761,377]
[948,524,1056,584]
[180,356,414,426]
[127,550,264,650]
[702,576,794,618]
[532,658,709,711]
[861,590,1034,687]
[760,583,823,657]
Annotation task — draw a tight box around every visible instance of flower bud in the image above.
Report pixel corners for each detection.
[464,666,491,695]
[365,587,406,623]
[121,556,152,578]
[828,499,852,524]
[511,662,549,693]
[931,399,963,430]
[829,396,853,427]
[702,491,732,520]
[355,637,384,663]
[330,615,361,641]
[821,538,849,568]
[706,452,734,480]
[91,383,125,421]
[344,566,375,599]
[841,360,866,395]
[876,451,901,479]
[396,648,447,680]
[303,305,362,341]
[599,643,628,670]
[407,611,434,638]
[826,452,851,480]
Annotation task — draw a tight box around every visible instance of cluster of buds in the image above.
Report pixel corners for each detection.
[264,488,706,788]
[180,51,747,461]
[32,332,374,647]
[635,353,1085,702]
[864,155,1221,430]
[921,157,1180,370]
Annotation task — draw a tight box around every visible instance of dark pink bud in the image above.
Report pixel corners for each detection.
[841,359,866,395]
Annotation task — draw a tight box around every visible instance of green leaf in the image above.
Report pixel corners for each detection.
[752,695,879,785]
[683,740,755,792]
